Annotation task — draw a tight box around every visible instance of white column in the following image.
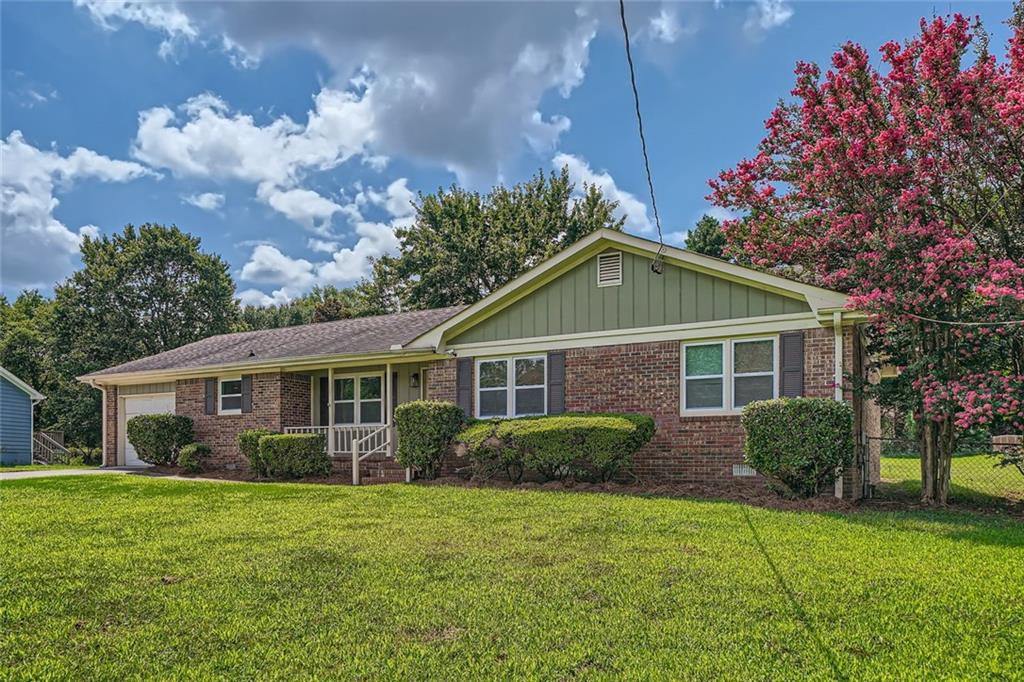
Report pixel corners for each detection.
[833,311,844,498]
[327,367,335,458]
[385,362,395,459]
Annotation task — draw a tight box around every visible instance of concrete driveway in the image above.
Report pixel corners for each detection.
[0,467,150,481]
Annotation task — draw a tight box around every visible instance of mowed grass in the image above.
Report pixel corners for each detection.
[2,477,1022,680]
[0,464,99,473]
[881,455,1024,505]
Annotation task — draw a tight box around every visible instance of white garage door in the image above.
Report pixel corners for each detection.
[122,395,175,466]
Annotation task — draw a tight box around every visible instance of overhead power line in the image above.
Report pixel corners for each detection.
[617,0,665,273]
[905,312,1024,327]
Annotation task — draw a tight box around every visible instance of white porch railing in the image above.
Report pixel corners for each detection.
[284,424,396,485]
[33,432,69,464]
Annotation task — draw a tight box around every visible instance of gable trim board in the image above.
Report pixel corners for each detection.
[410,229,852,351]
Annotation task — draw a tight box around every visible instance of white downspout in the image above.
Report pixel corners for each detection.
[99,383,108,468]
[833,311,844,498]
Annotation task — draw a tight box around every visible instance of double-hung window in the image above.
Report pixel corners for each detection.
[333,374,383,425]
[476,356,546,418]
[682,338,777,413]
[219,377,242,415]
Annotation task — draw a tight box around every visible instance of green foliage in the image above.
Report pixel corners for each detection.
[177,443,211,473]
[238,285,366,331]
[364,166,626,311]
[125,414,193,466]
[458,413,656,483]
[741,398,853,498]
[394,401,466,479]
[684,214,727,259]
[256,434,330,480]
[238,428,276,478]
[61,446,102,466]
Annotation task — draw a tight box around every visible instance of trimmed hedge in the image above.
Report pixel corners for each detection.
[177,443,211,473]
[394,401,466,479]
[458,413,655,483]
[257,433,330,480]
[125,414,193,465]
[741,397,853,498]
[238,428,276,478]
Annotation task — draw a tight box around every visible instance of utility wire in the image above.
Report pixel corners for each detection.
[617,0,665,272]
[905,312,1024,327]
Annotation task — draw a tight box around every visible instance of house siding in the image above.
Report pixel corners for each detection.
[450,249,810,345]
[0,376,34,465]
[428,325,868,498]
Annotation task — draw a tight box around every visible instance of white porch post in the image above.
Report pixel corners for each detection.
[327,367,335,459]
[386,362,393,453]
[833,311,844,499]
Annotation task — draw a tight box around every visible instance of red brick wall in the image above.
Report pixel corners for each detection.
[103,386,118,466]
[176,372,311,469]
[428,325,866,497]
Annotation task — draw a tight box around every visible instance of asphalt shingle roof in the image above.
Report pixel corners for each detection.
[84,305,465,378]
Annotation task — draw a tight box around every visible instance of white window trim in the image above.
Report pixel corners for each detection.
[218,375,242,415]
[333,372,385,426]
[475,355,547,419]
[681,337,778,416]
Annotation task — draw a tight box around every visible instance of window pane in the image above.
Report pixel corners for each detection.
[221,395,242,411]
[360,376,381,400]
[335,402,355,424]
[360,401,382,424]
[334,378,354,400]
[514,358,545,386]
[685,344,723,376]
[735,340,773,374]
[479,361,508,389]
[685,378,723,409]
[479,390,508,417]
[734,376,774,407]
[514,387,545,415]
[221,380,242,396]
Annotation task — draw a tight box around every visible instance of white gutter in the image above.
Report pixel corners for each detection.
[833,310,844,499]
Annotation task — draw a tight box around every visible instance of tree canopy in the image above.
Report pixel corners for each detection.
[710,9,1024,504]
[684,214,727,259]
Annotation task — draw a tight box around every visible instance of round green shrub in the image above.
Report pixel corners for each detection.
[394,400,466,479]
[125,414,193,465]
[257,433,330,480]
[238,428,276,478]
[460,420,526,482]
[741,397,854,498]
[177,443,211,473]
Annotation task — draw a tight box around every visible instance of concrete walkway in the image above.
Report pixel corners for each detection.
[0,466,150,481]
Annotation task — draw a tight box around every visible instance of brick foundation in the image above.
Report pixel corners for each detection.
[427,325,872,498]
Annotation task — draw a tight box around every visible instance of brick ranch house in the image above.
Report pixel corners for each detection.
[80,229,881,498]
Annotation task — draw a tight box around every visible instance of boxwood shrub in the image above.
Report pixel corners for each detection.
[741,397,854,498]
[458,413,655,483]
[125,414,193,465]
[394,400,466,479]
[177,443,211,473]
[256,433,330,480]
[238,428,276,478]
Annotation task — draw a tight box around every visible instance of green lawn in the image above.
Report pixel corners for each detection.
[880,455,1024,505]
[0,463,99,473]
[2,477,1022,680]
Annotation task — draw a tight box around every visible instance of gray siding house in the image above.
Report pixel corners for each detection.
[0,367,45,465]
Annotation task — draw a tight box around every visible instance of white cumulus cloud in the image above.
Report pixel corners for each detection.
[182,191,224,211]
[552,152,652,234]
[744,0,794,38]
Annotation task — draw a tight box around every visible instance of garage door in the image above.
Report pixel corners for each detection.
[122,395,175,466]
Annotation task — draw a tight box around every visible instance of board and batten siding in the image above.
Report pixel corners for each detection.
[0,376,33,465]
[450,249,810,345]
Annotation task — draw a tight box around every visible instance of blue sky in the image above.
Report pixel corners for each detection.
[1,1,1015,304]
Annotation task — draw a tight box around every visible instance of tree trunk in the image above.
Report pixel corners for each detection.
[919,416,955,505]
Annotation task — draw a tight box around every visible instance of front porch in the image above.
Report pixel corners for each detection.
[284,361,429,484]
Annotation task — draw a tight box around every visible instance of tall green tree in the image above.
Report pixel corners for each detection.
[684,214,727,259]
[49,224,238,444]
[239,285,363,330]
[365,166,626,311]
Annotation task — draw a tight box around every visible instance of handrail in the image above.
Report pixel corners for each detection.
[352,425,390,485]
[32,432,69,464]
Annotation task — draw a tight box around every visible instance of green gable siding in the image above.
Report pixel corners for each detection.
[450,250,810,345]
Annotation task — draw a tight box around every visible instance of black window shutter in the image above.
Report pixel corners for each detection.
[547,351,566,414]
[392,372,399,410]
[241,375,253,413]
[779,332,805,397]
[204,378,217,415]
[318,377,329,425]
[456,357,473,417]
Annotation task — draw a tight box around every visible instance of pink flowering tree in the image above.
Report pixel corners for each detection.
[710,7,1024,504]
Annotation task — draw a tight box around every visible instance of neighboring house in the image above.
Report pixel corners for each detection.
[0,366,45,465]
[80,229,880,497]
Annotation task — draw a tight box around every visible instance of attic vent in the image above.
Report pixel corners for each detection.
[596,252,623,287]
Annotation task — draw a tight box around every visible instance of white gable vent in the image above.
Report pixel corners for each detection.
[596,251,623,287]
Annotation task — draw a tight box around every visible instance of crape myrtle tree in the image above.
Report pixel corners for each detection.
[710,9,1024,504]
